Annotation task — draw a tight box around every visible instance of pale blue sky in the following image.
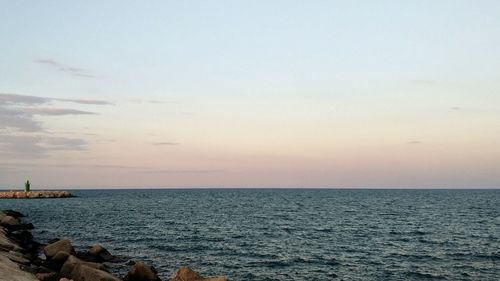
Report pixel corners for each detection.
[1,1,499,188]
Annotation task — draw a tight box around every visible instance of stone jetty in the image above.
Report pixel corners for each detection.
[0,191,74,199]
[0,210,227,281]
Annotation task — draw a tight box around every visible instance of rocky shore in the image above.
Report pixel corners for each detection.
[0,191,74,199]
[0,210,227,281]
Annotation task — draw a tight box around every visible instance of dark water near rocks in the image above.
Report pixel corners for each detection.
[1,189,499,280]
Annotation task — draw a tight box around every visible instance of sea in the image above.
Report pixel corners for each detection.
[1,189,499,280]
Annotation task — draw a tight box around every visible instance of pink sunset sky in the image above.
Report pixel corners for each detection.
[1,1,500,188]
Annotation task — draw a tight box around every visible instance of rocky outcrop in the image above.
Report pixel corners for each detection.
[72,264,120,281]
[0,210,227,281]
[43,239,75,259]
[71,264,120,281]
[0,211,38,281]
[0,255,38,281]
[123,261,161,281]
[170,266,227,281]
[80,244,120,263]
[0,191,74,199]
[59,255,108,278]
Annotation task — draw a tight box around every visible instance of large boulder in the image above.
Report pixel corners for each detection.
[82,244,120,262]
[1,215,20,226]
[53,251,70,263]
[1,210,25,218]
[123,261,161,281]
[170,266,227,281]
[44,239,75,259]
[2,250,31,265]
[59,255,108,279]
[71,264,120,281]
[42,251,70,271]
[0,255,39,281]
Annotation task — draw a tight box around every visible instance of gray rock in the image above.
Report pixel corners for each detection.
[85,244,119,262]
[123,261,161,281]
[71,264,120,281]
[170,266,227,281]
[59,255,107,279]
[44,239,75,259]
[0,255,38,281]
[1,251,31,265]
[52,251,70,264]
[1,215,20,226]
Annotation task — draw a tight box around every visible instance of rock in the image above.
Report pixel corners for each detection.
[1,251,31,265]
[83,244,120,262]
[59,278,72,281]
[1,210,25,218]
[53,251,70,263]
[1,215,20,226]
[36,272,59,281]
[0,255,38,281]
[170,266,227,281]
[123,261,161,281]
[59,255,108,279]
[71,264,120,281]
[44,239,75,259]
[20,264,39,274]
[0,231,22,252]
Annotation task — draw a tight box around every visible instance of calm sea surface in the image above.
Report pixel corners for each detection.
[1,189,499,280]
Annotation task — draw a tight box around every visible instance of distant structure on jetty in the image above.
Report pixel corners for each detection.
[0,180,74,199]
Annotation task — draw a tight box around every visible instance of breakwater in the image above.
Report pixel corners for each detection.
[0,191,74,199]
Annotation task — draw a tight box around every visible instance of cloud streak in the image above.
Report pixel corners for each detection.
[0,93,110,106]
[0,107,42,132]
[0,92,110,158]
[21,108,96,115]
[0,93,108,132]
[153,142,180,146]
[0,135,87,157]
[34,58,97,78]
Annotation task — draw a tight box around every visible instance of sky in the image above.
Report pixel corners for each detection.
[1,1,500,188]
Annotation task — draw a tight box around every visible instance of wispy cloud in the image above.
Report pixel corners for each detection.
[406,141,422,145]
[21,108,96,115]
[56,98,112,105]
[449,106,499,114]
[34,58,97,78]
[153,142,180,146]
[0,93,108,132]
[0,107,42,132]
[44,137,87,150]
[0,92,110,157]
[0,135,45,157]
[0,135,88,157]
[0,93,110,106]
[0,93,48,105]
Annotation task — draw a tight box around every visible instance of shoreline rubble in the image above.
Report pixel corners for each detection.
[0,209,227,281]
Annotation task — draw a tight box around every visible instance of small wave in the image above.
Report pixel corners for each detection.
[405,271,447,280]
[314,227,333,233]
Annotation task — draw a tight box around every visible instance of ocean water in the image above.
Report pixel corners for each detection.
[1,189,499,280]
